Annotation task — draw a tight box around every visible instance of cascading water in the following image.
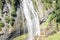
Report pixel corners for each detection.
[23,0,40,40]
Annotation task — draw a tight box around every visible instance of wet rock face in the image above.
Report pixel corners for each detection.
[0,0,17,40]
[0,0,26,40]
[32,0,55,24]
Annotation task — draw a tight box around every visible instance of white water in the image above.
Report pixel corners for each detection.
[23,0,40,40]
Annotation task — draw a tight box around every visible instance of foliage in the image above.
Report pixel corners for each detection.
[42,0,53,10]
[43,0,60,26]
[55,0,60,23]
[44,12,56,26]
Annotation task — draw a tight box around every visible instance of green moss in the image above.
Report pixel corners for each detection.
[0,21,4,27]
[45,13,56,26]
[0,0,3,10]
[11,0,17,17]
[5,16,10,23]
[45,3,52,9]
[11,12,17,17]
[10,17,15,26]
[0,0,3,15]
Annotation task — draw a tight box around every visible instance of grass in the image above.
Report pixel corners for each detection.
[13,34,28,40]
[47,31,60,40]
[13,31,60,40]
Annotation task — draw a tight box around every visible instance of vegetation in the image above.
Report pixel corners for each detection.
[0,0,3,10]
[11,0,17,17]
[5,16,10,23]
[47,32,60,40]
[11,13,17,17]
[0,0,3,16]
[13,34,28,40]
[10,17,15,26]
[0,21,4,27]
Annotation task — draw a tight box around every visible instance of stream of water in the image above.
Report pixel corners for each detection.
[23,0,40,40]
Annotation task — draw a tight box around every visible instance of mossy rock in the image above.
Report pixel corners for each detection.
[10,21,14,26]
[0,21,4,27]
[11,0,17,17]
[11,13,17,17]
[10,17,15,22]
[10,17,15,26]
[5,16,10,23]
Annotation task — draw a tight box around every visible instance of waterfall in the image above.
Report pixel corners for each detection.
[23,0,40,40]
[0,0,55,40]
